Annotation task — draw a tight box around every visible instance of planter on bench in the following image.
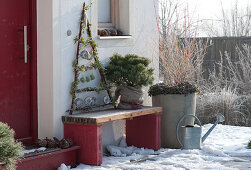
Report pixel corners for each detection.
[62,106,162,165]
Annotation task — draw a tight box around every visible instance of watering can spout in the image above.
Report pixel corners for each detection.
[202,114,225,143]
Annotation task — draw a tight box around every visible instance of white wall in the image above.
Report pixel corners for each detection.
[37,0,159,139]
[37,0,54,138]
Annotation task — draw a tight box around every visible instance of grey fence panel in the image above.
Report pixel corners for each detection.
[200,37,251,79]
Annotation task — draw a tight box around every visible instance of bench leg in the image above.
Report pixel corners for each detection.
[126,114,161,150]
[64,124,102,165]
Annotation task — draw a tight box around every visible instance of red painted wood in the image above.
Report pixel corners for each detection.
[64,124,103,165]
[30,0,38,144]
[126,114,161,150]
[17,146,80,170]
[0,0,37,144]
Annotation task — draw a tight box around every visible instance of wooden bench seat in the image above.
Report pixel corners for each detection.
[62,106,162,166]
[62,106,162,125]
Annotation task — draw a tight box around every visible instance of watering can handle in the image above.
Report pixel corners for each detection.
[176,114,202,148]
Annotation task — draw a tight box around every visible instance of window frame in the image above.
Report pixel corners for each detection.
[91,0,134,47]
[98,0,118,28]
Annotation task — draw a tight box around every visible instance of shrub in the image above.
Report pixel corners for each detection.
[153,0,207,96]
[248,140,251,149]
[157,0,208,86]
[196,44,251,126]
[104,53,154,88]
[196,88,250,126]
[0,122,24,170]
[148,82,199,96]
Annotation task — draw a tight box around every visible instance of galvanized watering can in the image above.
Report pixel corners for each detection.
[176,114,225,149]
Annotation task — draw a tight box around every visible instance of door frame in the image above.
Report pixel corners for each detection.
[23,0,37,144]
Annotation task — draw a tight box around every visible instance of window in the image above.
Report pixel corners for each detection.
[98,0,117,28]
[92,0,134,45]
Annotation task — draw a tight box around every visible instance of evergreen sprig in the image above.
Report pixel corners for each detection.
[104,53,154,88]
[76,87,110,94]
[0,122,24,170]
[248,140,251,149]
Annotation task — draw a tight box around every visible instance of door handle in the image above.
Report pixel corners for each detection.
[24,26,28,63]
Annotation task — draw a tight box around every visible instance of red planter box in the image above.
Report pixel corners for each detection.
[17,146,80,170]
[64,124,103,166]
[126,114,161,150]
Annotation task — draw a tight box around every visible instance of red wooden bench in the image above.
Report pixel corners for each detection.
[62,106,162,165]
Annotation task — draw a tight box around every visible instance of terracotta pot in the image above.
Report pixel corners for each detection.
[152,93,197,148]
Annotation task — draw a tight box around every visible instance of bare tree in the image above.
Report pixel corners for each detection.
[205,0,251,37]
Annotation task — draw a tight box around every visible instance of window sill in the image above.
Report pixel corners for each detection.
[98,35,132,40]
[95,35,134,47]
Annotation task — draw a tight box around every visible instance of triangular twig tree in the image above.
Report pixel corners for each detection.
[69,3,112,115]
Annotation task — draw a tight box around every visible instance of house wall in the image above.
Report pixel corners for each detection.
[37,0,159,140]
[37,0,54,138]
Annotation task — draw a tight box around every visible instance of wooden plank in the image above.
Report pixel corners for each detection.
[96,111,162,124]
[62,107,162,125]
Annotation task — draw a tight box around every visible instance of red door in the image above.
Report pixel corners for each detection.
[0,0,37,144]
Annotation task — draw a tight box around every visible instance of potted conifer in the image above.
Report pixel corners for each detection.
[0,122,24,170]
[105,53,154,109]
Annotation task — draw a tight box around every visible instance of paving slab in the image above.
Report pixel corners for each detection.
[221,157,251,170]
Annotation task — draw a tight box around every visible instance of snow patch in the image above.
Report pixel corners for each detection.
[59,124,251,170]
[58,163,71,170]
[23,147,47,154]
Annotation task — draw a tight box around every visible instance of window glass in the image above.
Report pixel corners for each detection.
[98,0,111,23]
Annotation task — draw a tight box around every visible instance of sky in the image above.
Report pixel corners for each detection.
[187,0,250,20]
[160,0,251,36]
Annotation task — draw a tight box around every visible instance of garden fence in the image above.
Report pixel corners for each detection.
[200,37,251,80]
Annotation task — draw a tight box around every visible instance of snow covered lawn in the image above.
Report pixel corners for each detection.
[59,124,251,170]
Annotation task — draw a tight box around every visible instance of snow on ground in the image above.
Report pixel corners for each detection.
[202,124,251,157]
[23,147,47,154]
[59,124,251,170]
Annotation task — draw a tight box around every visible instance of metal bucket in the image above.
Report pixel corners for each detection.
[176,114,202,149]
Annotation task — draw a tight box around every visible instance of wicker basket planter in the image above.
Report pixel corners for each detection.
[115,86,144,109]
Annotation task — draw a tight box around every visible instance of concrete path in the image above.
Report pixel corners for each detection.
[221,157,251,170]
